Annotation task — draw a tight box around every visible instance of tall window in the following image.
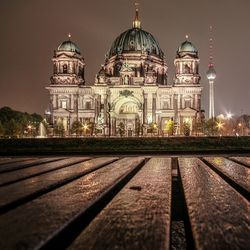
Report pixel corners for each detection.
[63,64,68,74]
[162,100,169,109]
[85,101,91,110]
[184,64,191,74]
[184,99,191,108]
[61,100,67,109]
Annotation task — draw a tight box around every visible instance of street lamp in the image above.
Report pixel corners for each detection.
[216,121,224,136]
[238,123,243,136]
[83,123,88,136]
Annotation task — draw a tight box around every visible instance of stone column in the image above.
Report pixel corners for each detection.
[111,117,116,136]
[171,95,174,109]
[152,93,156,123]
[174,94,178,123]
[197,95,201,111]
[74,94,78,121]
[69,95,71,109]
[70,94,74,109]
[94,94,99,124]
[103,94,108,124]
[194,94,197,109]
[143,93,148,124]
[178,94,181,110]
[191,95,194,108]
[52,94,56,109]
[56,94,59,109]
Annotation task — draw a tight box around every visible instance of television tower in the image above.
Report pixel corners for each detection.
[206,26,216,119]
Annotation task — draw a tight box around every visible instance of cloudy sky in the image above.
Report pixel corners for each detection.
[0,0,249,117]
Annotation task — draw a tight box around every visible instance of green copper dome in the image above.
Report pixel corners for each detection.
[178,40,197,53]
[108,28,164,59]
[58,40,81,54]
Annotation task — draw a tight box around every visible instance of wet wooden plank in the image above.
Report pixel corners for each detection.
[0,157,91,187]
[69,157,172,250]
[0,157,145,250]
[204,157,250,198]
[0,157,118,213]
[230,156,250,168]
[179,158,250,250]
[0,157,64,173]
[0,158,34,165]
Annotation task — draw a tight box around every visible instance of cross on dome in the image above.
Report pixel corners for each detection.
[133,2,141,29]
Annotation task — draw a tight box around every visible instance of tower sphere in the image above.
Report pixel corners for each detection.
[206,64,216,80]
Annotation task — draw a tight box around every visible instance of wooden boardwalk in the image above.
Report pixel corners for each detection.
[0,156,249,250]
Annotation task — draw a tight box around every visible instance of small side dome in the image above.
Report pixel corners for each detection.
[177,36,198,58]
[58,36,81,54]
[206,64,216,80]
[178,41,197,53]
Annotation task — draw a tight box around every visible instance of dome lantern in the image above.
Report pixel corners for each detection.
[132,3,141,29]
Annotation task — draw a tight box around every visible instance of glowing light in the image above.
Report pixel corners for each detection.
[83,124,88,130]
[185,34,189,40]
[216,121,224,130]
[226,112,232,119]
[68,33,71,39]
[184,117,191,124]
[153,123,157,129]
[238,123,242,127]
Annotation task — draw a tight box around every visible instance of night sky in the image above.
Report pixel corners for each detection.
[0,0,249,117]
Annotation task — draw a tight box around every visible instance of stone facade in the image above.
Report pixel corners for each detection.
[46,11,203,136]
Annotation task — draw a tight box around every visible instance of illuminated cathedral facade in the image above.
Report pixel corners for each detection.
[46,9,203,136]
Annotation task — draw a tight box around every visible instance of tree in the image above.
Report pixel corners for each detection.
[54,122,65,137]
[88,122,95,136]
[118,122,125,137]
[149,122,158,136]
[5,119,22,137]
[204,118,218,136]
[71,121,83,136]
[0,106,43,137]
[0,121,4,136]
[165,120,174,136]
[183,121,191,136]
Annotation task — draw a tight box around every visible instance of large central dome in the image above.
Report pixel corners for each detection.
[97,7,168,85]
[108,27,164,59]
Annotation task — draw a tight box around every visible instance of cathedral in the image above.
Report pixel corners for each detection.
[46,8,203,136]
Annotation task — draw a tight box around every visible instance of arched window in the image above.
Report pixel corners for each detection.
[162,101,169,109]
[184,99,191,108]
[53,64,57,74]
[85,101,91,110]
[184,64,191,74]
[63,64,68,74]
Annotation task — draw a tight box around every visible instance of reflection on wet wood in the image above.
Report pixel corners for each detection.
[179,158,249,249]
[0,156,249,249]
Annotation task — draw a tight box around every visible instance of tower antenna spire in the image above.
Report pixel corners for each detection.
[133,2,141,29]
[206,25,216,119]
[209,25,214,66]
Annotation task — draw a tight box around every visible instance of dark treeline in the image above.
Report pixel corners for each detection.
[0,107,43,137]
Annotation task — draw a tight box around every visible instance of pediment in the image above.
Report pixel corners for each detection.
[183,107,197,112]
[56,53,74,59]
[54,108,70,113]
